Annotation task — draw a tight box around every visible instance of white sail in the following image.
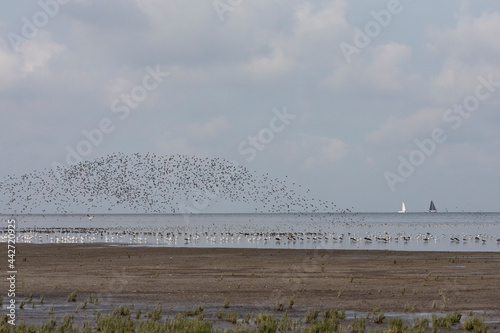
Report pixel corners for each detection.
[398,202,406,213]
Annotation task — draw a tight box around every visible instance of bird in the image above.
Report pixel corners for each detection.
[0,152,342,215]
[3,151,495,253]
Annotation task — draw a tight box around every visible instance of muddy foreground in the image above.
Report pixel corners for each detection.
[7,244,500,324]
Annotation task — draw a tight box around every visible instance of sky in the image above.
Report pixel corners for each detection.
[1,0,500,213]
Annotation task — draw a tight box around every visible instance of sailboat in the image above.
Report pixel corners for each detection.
[398,202,406,213]
[425,200,437,213]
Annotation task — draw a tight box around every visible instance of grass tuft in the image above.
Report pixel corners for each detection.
[305,308,319,323]
[67,291,77,302]
[414,317,430,330]
[388,317,407,333]
[145,302,162,321]
[276,301,285,312]
[373,311,385,324]
[462,317,488,332]
[254,313,278,332]
[184,305,204,317]
[0,302,482,333]
[225,311,237,324]
[351,317,365,333]
[88,294,98,304]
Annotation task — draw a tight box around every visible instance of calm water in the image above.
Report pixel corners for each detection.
[2,212,500,252]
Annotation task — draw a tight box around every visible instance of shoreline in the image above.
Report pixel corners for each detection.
[6,244,500,324]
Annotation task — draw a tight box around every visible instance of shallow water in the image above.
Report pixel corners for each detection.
[2,212,500,252]
[5,299,499,330]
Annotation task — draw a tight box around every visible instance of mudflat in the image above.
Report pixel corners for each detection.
[10,244,500,316]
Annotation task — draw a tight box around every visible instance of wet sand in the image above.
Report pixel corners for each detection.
[9,244,500,319]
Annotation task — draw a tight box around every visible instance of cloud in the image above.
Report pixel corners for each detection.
[237,48,295,80]
[293,0,348,43]
[187,116,229,139]
[0,31,64,89]
[369,42,413,90]
[425,10,500,104]
[430,59,500,108]
[327,42,413,93]
[18,38,64,75]
[427,11,500,63]
[2,1,500,211]
[286,134,347,170]
[435,141,500,173]
[0,42,18,89]
[154,116,230,157]
[366,107,445,146]
[155,135,196,156]
[286,0,350,65]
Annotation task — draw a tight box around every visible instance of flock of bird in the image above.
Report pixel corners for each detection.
[0,152,340,214]
[3,225,499,248]
[1,152,498,250]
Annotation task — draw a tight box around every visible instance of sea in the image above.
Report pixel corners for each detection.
[2,212,500,252]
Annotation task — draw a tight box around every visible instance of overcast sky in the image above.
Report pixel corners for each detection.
[1,0,500,213]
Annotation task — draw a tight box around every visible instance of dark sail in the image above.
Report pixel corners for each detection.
[429,201,436,211]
